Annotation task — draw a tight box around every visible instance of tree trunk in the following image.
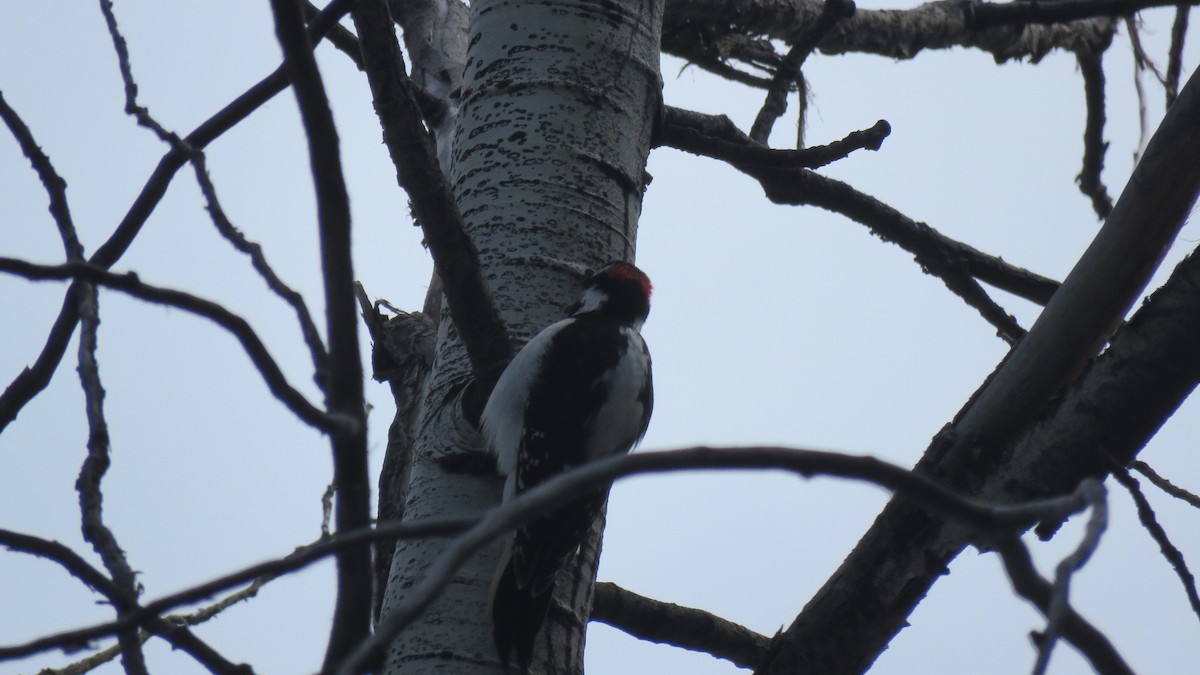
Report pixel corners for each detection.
[378,1,664,673]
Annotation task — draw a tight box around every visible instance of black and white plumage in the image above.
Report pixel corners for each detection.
[481,261,654,671]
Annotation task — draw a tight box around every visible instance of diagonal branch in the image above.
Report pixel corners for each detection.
[0,92,83,261]
[993,534,1131,675]
[755,65,1200,675]
[0,259,334,431]
[1130,459,1200,508]
[190,153,330,386]
[350,0,513,405]
[0,518,474,663]
[1111,468,1200,622]
[0,0,356,434]
[104,0,332,390]
[591,582,770,669]
[0,529,251,674]
[660,106,1056,341]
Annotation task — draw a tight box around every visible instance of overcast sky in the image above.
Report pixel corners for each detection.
[2,3,1198,674]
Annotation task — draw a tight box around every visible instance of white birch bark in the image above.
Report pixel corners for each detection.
[379,1,664,673]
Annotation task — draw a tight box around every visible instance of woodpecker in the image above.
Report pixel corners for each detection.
[481,261,654,671]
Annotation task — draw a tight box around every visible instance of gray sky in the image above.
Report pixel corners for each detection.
[2,2,1198,674]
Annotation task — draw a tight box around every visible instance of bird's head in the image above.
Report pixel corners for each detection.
[568,261,652,328]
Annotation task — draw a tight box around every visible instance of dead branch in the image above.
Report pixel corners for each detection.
[342,447,1110,675]
[0,0,356,433]
[592,582,770,669]
[351,0,513,409]
[0,529,251,675]
[750,0,856,144]
[663,0,1116,65]
[0,259,335,431]
[756,67,1200,673]
[1111,468,1200,622]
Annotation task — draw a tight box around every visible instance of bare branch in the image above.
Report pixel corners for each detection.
[0,0,356,433]
[1166,7,1189,106]
[971,0,1200,26]
[591,582,770,669]
[757,67,1200,674]
[350,0,513,406]
[105,0,332,390]
[750,0,855,144]
[303,0,365,69]
[667,117,892,170]
[72,269,148,675]
[662,0,1116,64]
[189,153,330,387]
[1077,50,1114,218]
[1130,459,1200,508]
[1111,468,1200,622]
[339,446,1101,675]
[994,534,1133,675]
[0,92,83,260]
[267,0,371,667]
[0,519,473,663]
[0,258,335,432]
[98,0,177,144]
[1035,479,1108,673]
[0,530,252,675]
[659,106,1059,325]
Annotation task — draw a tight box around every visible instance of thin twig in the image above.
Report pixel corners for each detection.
[267,0,371,668]
[1126,18,1151,163]
[786,173,1030,342]
[102,0,332,391]
[1077,50,1114,219]
[1130,459,1200,508]
[0,529,251,675]
[73,276,148,675]
[0,92,83,260]
[0,518,474,662]
[0,0,357,433]
[749,0,855,144]
[1166,6,1190,107]
[98,0,177,144]
[1112,468,1200,622]
[1035,479,1108,674]
[0,258,335,431]
[994,534,1133,675]
[189,153,330,389]
[303,0,364,69]
[659,106,1059,323]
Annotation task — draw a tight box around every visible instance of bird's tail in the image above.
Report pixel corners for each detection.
[491,554,554,673]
